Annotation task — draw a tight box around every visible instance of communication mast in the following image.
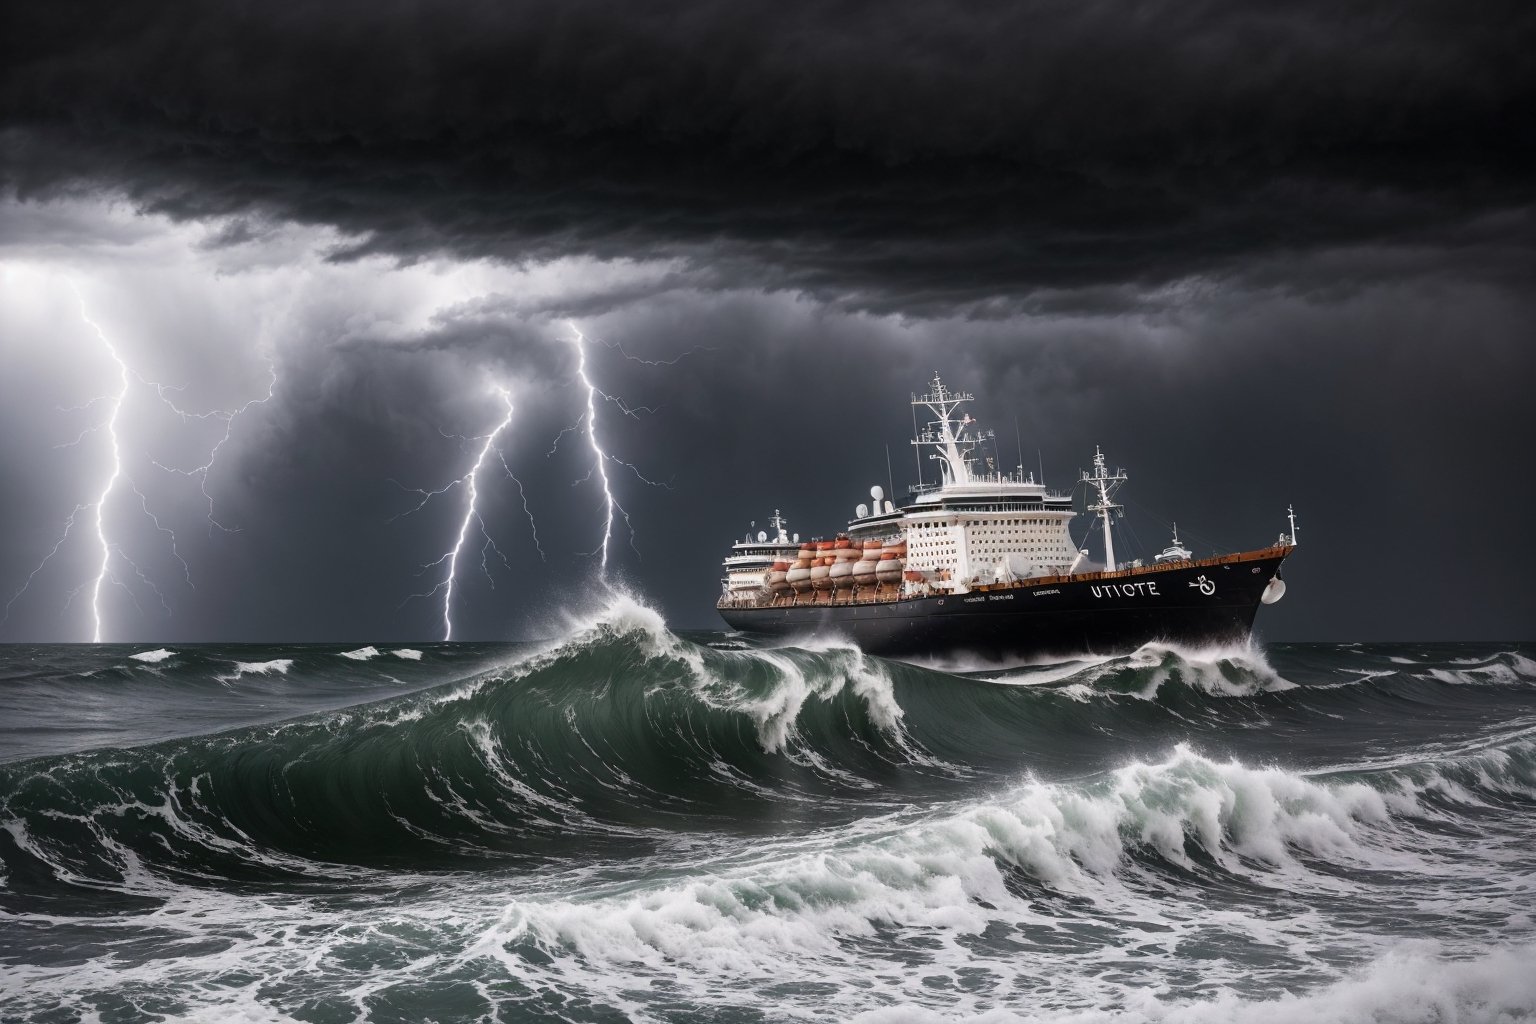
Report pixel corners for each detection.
[911,374,992,487]
[1082,446,1127,571]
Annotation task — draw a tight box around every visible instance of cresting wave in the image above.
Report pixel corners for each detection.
[1,609,1534,1023]
[1,600,1533,887]
[216,657,294,680]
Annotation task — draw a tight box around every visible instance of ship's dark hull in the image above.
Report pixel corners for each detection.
[719,553,1289,659]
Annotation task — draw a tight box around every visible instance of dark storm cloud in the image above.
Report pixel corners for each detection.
[4,0,1532,309]
[3,263,1532,642]
[570,284,1536,642]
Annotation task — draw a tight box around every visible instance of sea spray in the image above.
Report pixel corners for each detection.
[2,631,1533,1023]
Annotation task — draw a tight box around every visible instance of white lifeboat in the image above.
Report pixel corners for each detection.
[830,560,856,587]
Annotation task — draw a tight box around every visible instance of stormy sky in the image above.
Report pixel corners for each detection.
[1,0,1532,642]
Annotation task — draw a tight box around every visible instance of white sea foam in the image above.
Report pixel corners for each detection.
[218,659,294,680]
[471,748,1434,1001]
[339,646,380,661]
[556,591,907,753]
[851,941,1536,1023]
[989,639,1296,700]
[129,648,176,663]
[6,737,1533,1024]
[1428,651,1536,687]
[391,648,423,660]
[434,740,1536,1023]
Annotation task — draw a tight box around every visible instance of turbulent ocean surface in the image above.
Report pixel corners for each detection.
[2,601,1534,1023]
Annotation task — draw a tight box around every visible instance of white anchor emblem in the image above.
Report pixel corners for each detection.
[1189,574,1216,596]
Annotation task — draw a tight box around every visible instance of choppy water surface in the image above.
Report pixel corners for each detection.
[1,601,1533,1022]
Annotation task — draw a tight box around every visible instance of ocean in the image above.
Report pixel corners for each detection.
[2,598,1533,1023]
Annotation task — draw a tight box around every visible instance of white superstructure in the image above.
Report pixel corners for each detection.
[848,375,1081,596]
[720,511,801,598]
[718,374,1299,610]
[720,376,1103,605]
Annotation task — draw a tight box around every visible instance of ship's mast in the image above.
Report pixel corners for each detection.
[769,509,789,543]
[1082,446,1127,571]
[1287,504,1299,547]
[911,374,985,487]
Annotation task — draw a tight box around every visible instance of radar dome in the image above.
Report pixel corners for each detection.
[870,485,885,501]
[757,531,768,542]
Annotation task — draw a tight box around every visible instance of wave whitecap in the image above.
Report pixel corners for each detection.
[129,648,176,664]
[216,658,294,680]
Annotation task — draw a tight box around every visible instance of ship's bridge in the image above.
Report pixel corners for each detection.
[910,477,1050,504]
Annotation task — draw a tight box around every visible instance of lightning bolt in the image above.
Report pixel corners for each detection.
[594,333,714,367]
[397,385,517,640]
[565,322,675,580]
[77,294,128,643]
[2,283,273,641]
[152,364,278,533]
[568,324,621,574]
[494,449,546,563]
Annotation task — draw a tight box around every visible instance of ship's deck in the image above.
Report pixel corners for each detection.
[717,543,1293,610]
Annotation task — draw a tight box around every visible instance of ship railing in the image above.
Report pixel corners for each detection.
[714,544,1295,610]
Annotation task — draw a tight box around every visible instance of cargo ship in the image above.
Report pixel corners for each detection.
[716,375,1296,659]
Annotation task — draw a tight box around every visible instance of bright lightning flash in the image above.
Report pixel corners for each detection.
[78,300,128,643]
[2,284,274,641]
[398,385,516,640]
[569,325,620,575]
[565,322,672,580]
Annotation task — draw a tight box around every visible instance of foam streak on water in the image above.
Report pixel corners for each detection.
[0,603,1533,1022]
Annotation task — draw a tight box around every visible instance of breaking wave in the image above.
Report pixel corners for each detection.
[217,657,293,680]
[129,648,176,664]
[1,602,1533,1023]
[1,599,1532,886]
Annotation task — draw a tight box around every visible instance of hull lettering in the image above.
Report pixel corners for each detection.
[1090,581,1162,599]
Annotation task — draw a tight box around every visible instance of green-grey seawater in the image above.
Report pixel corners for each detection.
[2,600,1534,1022]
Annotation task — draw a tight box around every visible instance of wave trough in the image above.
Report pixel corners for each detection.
[1,601,1532,1023]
